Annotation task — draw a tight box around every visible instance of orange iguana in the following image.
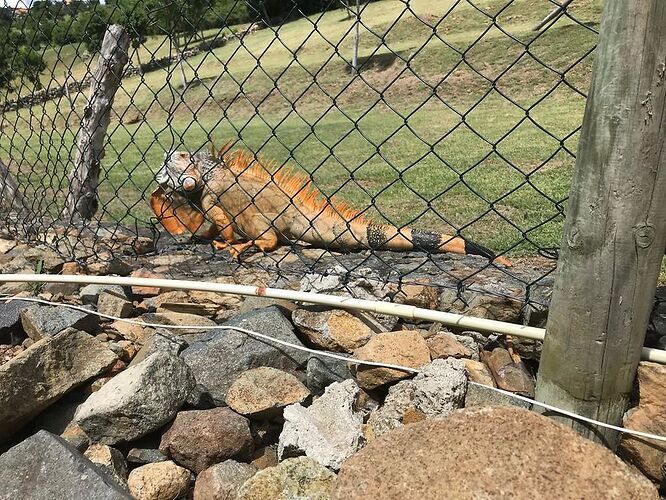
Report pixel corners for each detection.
[150,144,512,266]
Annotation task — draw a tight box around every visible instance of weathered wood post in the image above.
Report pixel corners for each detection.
[535,0,666,448]
[66,24,130,220]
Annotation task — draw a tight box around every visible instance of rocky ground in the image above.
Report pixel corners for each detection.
[0,238,664,499]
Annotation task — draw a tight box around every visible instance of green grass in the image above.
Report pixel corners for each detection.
[0,0,603,256]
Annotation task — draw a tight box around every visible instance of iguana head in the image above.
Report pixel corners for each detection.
[155,151,206,194]
[150,150,213,236]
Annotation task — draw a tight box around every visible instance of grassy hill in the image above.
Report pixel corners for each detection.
[0,0,604,257]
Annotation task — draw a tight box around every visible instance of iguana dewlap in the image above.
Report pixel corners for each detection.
[150,146,512,266]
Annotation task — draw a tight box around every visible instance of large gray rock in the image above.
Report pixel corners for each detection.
[306,352,353,394]
[0,430,132,499]
[0,328,117,443]
[279,379,364,470]
[75,352,195,445]
[181,307,309,406]
[367,358,468,438]
[129,329,188,367]
[21,304,99,340]
[0,299,31,343]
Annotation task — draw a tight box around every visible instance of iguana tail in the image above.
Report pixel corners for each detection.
[318,221,512,266]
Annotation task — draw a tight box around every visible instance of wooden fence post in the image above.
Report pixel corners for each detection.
[534,0,666,448]
[66,24,130,220]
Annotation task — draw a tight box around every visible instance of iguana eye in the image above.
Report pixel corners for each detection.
[182,177,196,191]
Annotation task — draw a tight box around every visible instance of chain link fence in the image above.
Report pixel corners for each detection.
[0,0,603,318]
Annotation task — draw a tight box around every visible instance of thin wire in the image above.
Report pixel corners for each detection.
[0,295,418,373]
[3,294,665,444]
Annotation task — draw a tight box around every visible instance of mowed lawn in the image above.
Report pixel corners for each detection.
[0,0,604,256]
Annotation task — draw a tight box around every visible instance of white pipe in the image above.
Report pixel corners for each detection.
[1,273,665,364]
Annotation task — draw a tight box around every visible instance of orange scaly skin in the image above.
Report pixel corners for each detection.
[150,144,512,266]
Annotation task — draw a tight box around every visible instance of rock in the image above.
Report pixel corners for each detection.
[292,307,374,352]
[0,299,31,343]
[60,422,91,451]
[506,335,543,361]
[18,246,65,272]
[127,448,168,465]
[141,311,217,334]
[181,307,309,406]
[0,328,117,442]
[619,361,666,483]
[97,292,133,318]
[367,359,467,438]
[84,443,128,486]
[159,407,254,473]
[306,352,353,394]
[300,266,399,331]
[0,430,132,499]
[427,332,472,359]
[157,302,218,317]
[440,289,523,323]
[352,330,430,390]
[127,461,190,500]
[0,238,16,253]
[334,407,658,499]
[130,329,188,367]
[464,359,495,387]
[464,381,530,409]
[394,283,439,310]
[75,352,194,445]
[87,257,133,276]
[194,460,258,500]
[110,320,152,343]
[251,446,278,469]
[483,347,535,396]
[140,291,189,311]
[130,269,163,297]
[80,284,127,305]
[238,457,336,500]
[279,379,364,470]
[21,304,99,340]
[226,367,310,418]
[238,296,297,316]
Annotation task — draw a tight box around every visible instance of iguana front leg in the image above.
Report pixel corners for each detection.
[205,205,242,255]
[205,206,279,258]
[222,231,280,258]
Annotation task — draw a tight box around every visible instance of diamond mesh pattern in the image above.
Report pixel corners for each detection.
[0,0,602,310]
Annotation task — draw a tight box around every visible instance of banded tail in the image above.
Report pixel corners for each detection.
[329,221,513,266]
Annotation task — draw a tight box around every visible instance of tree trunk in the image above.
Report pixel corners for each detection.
[65,25,130,220]
[0,158,31,221]
[172,34,188,89]
[351,0,360,73]
[135,46,143,74]
[535,0,666,449]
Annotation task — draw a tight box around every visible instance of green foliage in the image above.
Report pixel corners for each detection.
[0,24,46,90]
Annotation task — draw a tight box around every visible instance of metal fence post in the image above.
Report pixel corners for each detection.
[535,0,666,448]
